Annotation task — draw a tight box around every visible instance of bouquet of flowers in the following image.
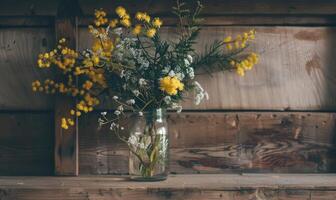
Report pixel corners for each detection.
[32,0,259,180]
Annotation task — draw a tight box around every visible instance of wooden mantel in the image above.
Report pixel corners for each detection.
[0,174,336,199]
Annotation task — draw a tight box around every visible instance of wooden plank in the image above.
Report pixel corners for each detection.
[79,26,336,111]
[311,191,336,199]
[0,112,53,175]
[1,174,336,199]
[0,28,54,110]
[78,15,336,27]
[1,26,335,111]
[1,0,336,17]
[0,17,53,27]
[78,0,336,16]
[54,0,80,176]
[79,112,336,175]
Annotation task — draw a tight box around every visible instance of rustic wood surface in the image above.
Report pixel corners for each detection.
[54,0,80,176]
[2,0,336,16]
[0,112,53,175]
[0,28,54,110]
[79,112,336,174]
[79,26,336,111]
[0,174,335,199]
[1,26,336,110]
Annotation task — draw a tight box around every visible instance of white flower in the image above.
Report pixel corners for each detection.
[126,99,135,105]
[187,67,195,79]
[176,72,185,80]
[193,81,209,105]
[138,78,147,86]
[133,90,140,97]
[117,105,124,111]
[128,135,138,146]
[101,112,107,116]
[168,70,175,77]
[112,96,119,100]
[114,110,121,116]
[120,70,126,78]
[184,58,190,66]
[110,122,118,130]
[120,126,124,130]
[113,27,123,35]
[171,103,183,113]
[187,55,193,63]
[138,111,143,116]
[164,96,171,105]
[162,66,171,74]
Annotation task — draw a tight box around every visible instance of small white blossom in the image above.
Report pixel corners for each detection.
[117,105,124,111]
[101,112,107,116]
[110,122,118,130]
[187,55,193,63]
[139,111,143,116]
[128,135,138,146]
[184,58,190,66]
[168,70,175,77]
[113,96,118,100]
[114,110,121,115]
[186,67,195,79]
[171,103,183,113]
[193,81,209,105]
[113,27,123,35]
[138,78,147,86]
[126,99,135,105]
[133,90,140,97]
[120,126,124,130]
[164,96,171,105]
[176,72,185,80]
[162,66,171,74]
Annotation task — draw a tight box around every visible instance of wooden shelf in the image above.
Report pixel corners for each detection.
[1,174,336,199]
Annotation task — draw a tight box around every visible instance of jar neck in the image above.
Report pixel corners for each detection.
[143,108,166,122]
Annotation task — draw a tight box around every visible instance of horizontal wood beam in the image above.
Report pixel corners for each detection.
[79,111,336,174]
[0,174,335,199]
[1,0,336,16]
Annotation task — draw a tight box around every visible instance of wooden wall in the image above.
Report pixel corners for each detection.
[0,0,336,175]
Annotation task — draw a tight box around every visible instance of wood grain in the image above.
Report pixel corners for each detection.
[0,174,335,199]
[0,112,53,175]
[1,0,336,17]
[0,28,54,110]
[79,112,336,175]
[79,26,336,111]
[54,0,80,176]
[0,26,335,110]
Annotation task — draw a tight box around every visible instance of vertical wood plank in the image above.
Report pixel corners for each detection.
[54,0,80,176]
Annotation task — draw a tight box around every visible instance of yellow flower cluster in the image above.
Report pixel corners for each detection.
[224,30,256,50]
[92,38,114,59]
[61,117,75,130]
[37,38,78,72]
[135,12,151,23]
[135,11,162,38]
[231,52,259,76]
[94,9,108,27]
[152,18,163,28]
[132,24,142,35]
[160,76,184,95]
[116,6,131,27]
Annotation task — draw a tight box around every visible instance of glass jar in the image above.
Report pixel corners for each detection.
[128,108,169,181]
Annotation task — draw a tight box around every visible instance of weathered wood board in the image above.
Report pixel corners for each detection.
[0,26,335,110]
[79,112,336,174]
[1,0,336,17]
[79,26,336,111]
[0,28,54,110]
[0,174,335,199]
[0,112,54,175]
